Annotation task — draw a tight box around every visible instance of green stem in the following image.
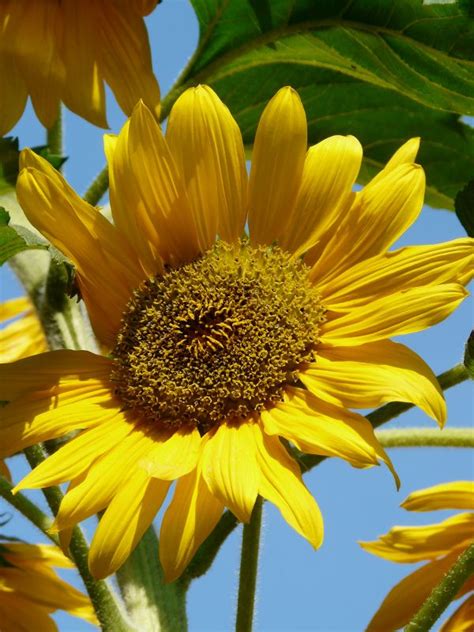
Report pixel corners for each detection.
[235,497,263,632]
[0,475,58,544]
[405,543,474,632]
[376,427,474,448]
[47,107,63,158]
[116,527,187,632]
[23,446,131,632]
[83,165,109,206]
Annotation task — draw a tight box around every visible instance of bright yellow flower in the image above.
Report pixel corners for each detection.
[1,86,472,582]
[0,540,97,631]
[0,0,160,134]
[0,296,47,479]
[0,296,47,363]
[360,481,474,631]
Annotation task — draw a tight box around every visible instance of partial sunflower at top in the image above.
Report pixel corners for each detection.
[0,0,160,134]
[1,85,472,582]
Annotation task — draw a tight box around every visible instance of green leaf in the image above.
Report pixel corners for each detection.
[464,330,474,380]
[0,206,49,265]
[455,180,474,236]
[183,0,474,210]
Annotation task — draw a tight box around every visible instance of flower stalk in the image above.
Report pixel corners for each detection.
[376,427,474,448]
[47,107,63,158]
[235,497,263,632]
[404,543,474,632]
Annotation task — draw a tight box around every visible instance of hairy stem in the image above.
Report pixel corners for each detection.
[235,497,263,632]
[83,165,109,206]
[376,427,474,448]
[47,107,63,158]
[405,543,474,632]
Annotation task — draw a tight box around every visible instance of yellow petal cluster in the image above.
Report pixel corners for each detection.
[0,541,97,631]
[0,0,160,134]
[0,85,470,583]
[360,481,474,631]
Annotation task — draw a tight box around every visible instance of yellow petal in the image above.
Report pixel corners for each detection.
[0,349,111,401]
[0,460,11,481]
[61,0,107,128]
[321,283,468,346]
[401,481,474,512]
[17,150,144,346]
[0,50,27,136]
[3,543,72,569]
[122,101,202,264]
[201,421,259,523]
[0,593,58,632]
[310,163,425,283]
[12,414,132,491]
[0,297,31,323]
[89,468,170,579]
[300,340,446,427]
[248,87,307,245]
[440,595,474,632]
[280,135,362,257]
[166,85,248,245]
[0,297,47,363]
[140,427,202,480]
[320,238,474,311]
[261,387,398,485]
[368,137,420,187]
[252,421,323,548]
[160,466,224,582]
[360,513,474,563]
[95,0,160,119]
[54,428,158,531]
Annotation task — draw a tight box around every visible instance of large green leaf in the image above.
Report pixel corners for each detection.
[0,207,49,266]
[183,0,474,210]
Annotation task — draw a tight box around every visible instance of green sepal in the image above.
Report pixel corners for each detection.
[455,180,474,236]
[464,331,474,380]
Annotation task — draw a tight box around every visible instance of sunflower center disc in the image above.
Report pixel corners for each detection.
[111,240,326,432]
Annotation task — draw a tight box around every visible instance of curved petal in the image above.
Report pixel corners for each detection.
[310,163,425,284]
[261,387,398,485]
[252,421,323,548]
[360,513,474,563]
[321,284,468,346]
[17,150,144,346]
[95,0,160,119]
[54,427,159,531]
[0,51,27,136]
[320,238,474,311]
[201,421,259,523]
[248,87,307,246]
[300,340,446,427]
[280,135,362,257]
[159,467,224,583]
[0,298,47,363]
[363,551,462,632]
[12,414,132,491]
[122,102,201,264]
[140,427,202,480]
[440,595,474,632]
[60,0,107,128]
[89,468,170,579]
[166,85,247,245]
[401,481,474,512]
[368,137,420,187]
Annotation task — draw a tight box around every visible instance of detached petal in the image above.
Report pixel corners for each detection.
[401,481,474,512]
[248,87,307,246]
[201,421,259,523]
[300,341,446,427]
[160,467,224,582]
[89,468,170,579]
[253,421,323,549]
[321,284,468,346]
[17,150,144,346]
[167,85,247,245]
[280,135,362,257]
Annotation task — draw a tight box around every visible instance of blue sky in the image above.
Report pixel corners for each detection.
[1,2,473,630]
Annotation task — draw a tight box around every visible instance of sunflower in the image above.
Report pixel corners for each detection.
[0,539,97,631]
[0,0,160,135]
[0,296,47,363]
[1,86,472,582]
[360,481,474,632]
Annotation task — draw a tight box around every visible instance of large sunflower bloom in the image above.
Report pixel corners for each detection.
[360,481,474,632]
[0,540,97,631]
[0,0,160,135]
[1,86,472,582]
